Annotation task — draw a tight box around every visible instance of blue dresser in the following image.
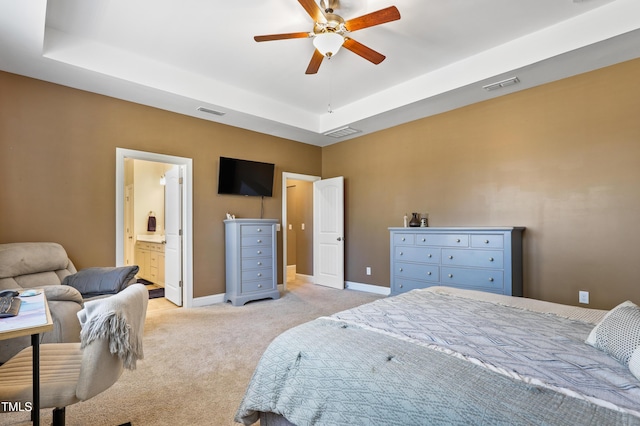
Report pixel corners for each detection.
[225,219,280,306]
[389,227,525,296]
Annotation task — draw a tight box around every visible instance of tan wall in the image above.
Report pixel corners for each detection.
[286,179,313,275]
[2,58,639,308]
[0,71,321,297]
[323,58,640,309]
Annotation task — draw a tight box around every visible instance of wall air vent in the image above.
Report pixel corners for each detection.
[482,77,520,92]
[323,126,362,138]
[197,106,226,116]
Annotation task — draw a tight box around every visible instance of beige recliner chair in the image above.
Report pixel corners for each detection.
[0,283,148,425]
[0,242,139,363]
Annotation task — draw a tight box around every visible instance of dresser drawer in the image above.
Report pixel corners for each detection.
[241,279,275,293]
[393,233,415,245]
[394,278,436,293]
[242,268,273,282]
[416,234,469,247]
[395,262,439,282]
[241,236,272,247]
[442,267,504,291]
[442,249,504,269]
[241,225,273,236]
[471,234,504,249]
[242,258,271,270]
[241,247,273,259]
[394,246,440,263]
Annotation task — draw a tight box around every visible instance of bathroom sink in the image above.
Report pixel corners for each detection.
[137,234,165,243]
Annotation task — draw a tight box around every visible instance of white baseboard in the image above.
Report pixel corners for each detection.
[192,293,225,307]
[345,281,391,295]
[190,279,389,307]
[295,273,314,283]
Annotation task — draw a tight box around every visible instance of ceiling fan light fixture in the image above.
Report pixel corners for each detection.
[313,32,344,57]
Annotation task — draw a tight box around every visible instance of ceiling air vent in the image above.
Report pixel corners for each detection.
[324,126,361,138]
[482,77,520,92]
[197,106,226,116]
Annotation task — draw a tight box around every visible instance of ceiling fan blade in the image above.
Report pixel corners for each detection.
[254,32,311,42]
[344,6,401,32]
[305,49,325,74]
[298,0,327,23]
[343,38,386,64]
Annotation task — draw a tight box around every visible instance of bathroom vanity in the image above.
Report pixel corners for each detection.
[135,235,165,286]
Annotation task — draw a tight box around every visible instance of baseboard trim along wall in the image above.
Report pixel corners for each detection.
[345,281,391,296]
[191,280,390,307]
[192,293,226,307]
[295,273,314,283]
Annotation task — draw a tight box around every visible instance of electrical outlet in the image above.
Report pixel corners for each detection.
[579,291,589,304]
[366,267,372,276]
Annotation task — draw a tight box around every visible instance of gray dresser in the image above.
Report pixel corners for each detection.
[389,227,525,296]
[224,219,280,306]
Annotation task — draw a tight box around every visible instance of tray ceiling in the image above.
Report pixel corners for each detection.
[1,0,640,146]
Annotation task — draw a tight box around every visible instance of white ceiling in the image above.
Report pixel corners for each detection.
[1,0,640,146]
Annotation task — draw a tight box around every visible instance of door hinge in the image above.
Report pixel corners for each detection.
[179,280,183,288]
[179,229,183,236]
[179,177,183,184]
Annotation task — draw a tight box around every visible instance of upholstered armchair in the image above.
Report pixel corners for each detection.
[0,283,148,425]
[0,242,139,363]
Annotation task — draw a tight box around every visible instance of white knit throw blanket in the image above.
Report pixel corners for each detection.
[77,283,148,370]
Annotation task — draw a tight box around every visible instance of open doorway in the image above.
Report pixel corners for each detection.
[123,159,173,301]
[281,172,320,291]
[115,148,194,308]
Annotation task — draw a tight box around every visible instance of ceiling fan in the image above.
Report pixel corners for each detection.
[254,0,401,74]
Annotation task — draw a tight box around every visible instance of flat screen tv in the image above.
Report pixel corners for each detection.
[217,157,275,197]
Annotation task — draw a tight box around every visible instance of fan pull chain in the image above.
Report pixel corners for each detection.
[327,56,334,114]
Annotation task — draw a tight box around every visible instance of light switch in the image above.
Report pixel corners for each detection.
[301,223,305,230]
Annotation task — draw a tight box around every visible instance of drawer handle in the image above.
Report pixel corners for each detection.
[489,277,494,282]
[448,274,453,278]
[455,239,461,243]
[399,251,403,256]
[399,268,403,272]
[258,284,262,288]
[448,255,453,259]
[427,272,432,276]
[421,238,426,242]
[257,228,262,232]
[257,239,262,243]
[484,239,490,244]
[257,261,262,266]
[427,254,432,258]
[257,273,262,277]
[401,237,406,241]
[489,257,494,262]
[399,284,403,288]
[257,250,262,255]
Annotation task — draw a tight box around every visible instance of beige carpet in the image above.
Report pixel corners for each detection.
[2,280,383,426]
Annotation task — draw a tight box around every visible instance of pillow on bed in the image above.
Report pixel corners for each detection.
[586,300,640,380]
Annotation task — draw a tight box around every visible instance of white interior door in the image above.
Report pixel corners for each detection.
[313,176,344,289]
[164,165,183,306]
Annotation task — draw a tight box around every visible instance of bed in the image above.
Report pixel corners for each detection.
[235,286,640,425]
